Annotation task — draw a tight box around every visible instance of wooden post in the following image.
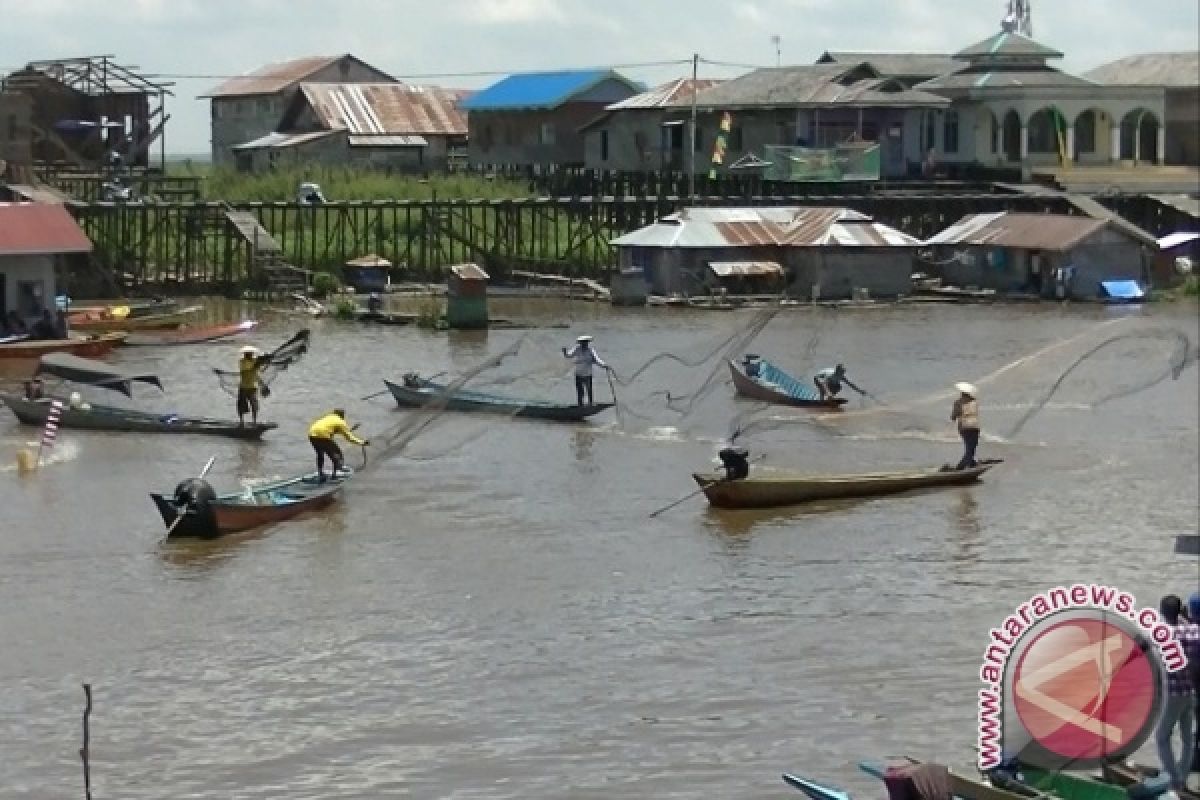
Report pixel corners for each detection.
[80,683,92,800]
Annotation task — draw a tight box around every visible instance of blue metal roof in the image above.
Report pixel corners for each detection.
[460,69,637,111]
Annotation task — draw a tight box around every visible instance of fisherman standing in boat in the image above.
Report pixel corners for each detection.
[236,345,265,428]
[813,364,863,402]
[562,335,608,407]
[307,409,368,483]
[950,382,980,470]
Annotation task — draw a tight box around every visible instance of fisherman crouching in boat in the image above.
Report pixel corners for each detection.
[718,447,750,481]
[813,363,863,401]
[562,334,609,407]
[307,409,368,483]
[950,382,980,470]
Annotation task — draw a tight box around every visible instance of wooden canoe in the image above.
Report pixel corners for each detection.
[69,305,204,331]
[384,377,613,421]
[122,320,259,346]
[151,469,352,538]
[857,760,1041,800]
[729,359,847,409]
[0,333,126,360]
[1,394,276,439]
[65,299,180,318]
[693,464,995,509]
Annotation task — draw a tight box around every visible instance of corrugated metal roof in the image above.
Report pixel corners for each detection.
[346,254,392,267]
[611,207,919,249]
[231,130,339,150]
[298,83,469,136]
[681,65,949,109]
[924,212,1112,251]
[606,78,723,110]
[918,67,1094,91]
[1149,194,1200,218]
[0,202,92,256]
[816,51,959,79]
[203,56,342,98]
[460,69,640,111]
[954,32,1063,61]
[347,134,428,147]
[708,261,784,277]
[1082,52,1200,87]
[450,263,489,281]
[1158,232,1200,250]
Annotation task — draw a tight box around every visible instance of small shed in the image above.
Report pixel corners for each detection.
[1153,231,1199,288]
[610,267,648,306]
[446,263,489,329]
[343,254,391,293]
[0,203,92,330]
[924,212,1157,300]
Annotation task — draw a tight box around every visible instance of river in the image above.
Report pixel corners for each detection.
[1,297,1197,799]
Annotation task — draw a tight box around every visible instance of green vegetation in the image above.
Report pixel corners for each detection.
[1153,274,1200,301]
[311,272,341,297]
[415,295,447,329]
[333,298,359,319]
[167,163,533,203]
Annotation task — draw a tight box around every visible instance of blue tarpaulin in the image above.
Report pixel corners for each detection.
[1099,280,1145,300]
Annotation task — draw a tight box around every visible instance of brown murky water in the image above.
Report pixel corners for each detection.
[1,297,1197,799]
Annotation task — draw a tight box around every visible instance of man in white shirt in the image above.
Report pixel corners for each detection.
[562,335,608,407]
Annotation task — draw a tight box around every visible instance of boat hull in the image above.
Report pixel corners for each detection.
[0,333,125,360]
[122,320,259,346]
[152,471,349,538]
[729,360,847,409]
[1,394,276,439]
[69,305,204,331]
[693,464,994,509]
[384,378,613,421]
[783,773,852,800]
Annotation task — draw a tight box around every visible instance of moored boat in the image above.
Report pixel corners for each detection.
[62,298,180,318]
[69,304,204,331]
[0,332,126,360]
[857,759,1040,800]
[0,353,276,439]
[384,373,613,421]
[122,319,259,346]
[729,356,847,409]
[151,469,353,538]
[692,463,995,509]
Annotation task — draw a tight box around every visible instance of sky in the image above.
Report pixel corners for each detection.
[0,0,1196,156]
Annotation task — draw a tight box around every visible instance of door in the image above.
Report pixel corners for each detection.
[17,279,45,317]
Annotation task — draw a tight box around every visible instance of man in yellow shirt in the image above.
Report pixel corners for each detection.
[237,346,264,427]
[308,408,368,482]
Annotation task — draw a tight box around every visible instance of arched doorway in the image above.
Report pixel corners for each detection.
[1072,109,1107,162]
[1002,110,1021,162]
[1120,108,1160,162]
[1027,106,1068,162]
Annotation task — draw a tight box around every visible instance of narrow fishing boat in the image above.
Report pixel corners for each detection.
[151,468,354,538]
[122,319,259,346]
[0,353,275,439]
[61,298,180,318]
[856,759,1043,800]
[69,304,204,331]
[384,373,613,421]
[692,463,996,509]
[729,356,847,409]
[992,763,1167,800]
[0,332,126,360]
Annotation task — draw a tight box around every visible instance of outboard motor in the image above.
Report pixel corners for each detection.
[718,447,750,481]
[172,478,218,537]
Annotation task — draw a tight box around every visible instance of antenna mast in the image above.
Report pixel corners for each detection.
[1001,0,1032,36]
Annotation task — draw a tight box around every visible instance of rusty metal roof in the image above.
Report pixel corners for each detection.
[231,130,339,150]
[679,64,949,109]
[346,254,392,268]
[298,83,469,136]
[612,207,920,249]
[202,55,396,98]
[924,212,1113,251]
[0,202,92,256]
[708,261,784,278]
[606,78,723,110]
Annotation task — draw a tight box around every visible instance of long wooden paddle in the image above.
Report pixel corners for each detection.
[163,456,216,538]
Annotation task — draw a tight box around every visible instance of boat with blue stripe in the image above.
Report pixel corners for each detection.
[729,355,847,409]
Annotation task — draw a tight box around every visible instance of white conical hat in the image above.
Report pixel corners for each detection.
[955,382,977,396]
[240,345,259,355]
[577,335,593,342]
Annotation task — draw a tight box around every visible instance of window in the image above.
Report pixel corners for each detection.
[258,98,273,114]
[924,112,936,151]
[1075,111,1096,154]
[600,130,609,161]
[728,126,743,151]
[943,110,960,154]
[540,122,556,145]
